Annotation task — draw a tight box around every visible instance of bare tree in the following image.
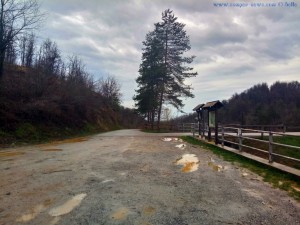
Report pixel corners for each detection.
[0,0,43,77]
[25,33,35,67]
[35,39,62,76]
[19,33,35,67]
[97,76,122,108]
[19,34,27,66]
[4,35,16,64]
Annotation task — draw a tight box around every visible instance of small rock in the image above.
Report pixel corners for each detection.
[5,192,11,195]
[242,173,249,177]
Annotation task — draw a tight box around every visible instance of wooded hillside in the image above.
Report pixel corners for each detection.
[0,63,142,145]
[0,37,143,145]
[172,81,300,127]
[220,81,300,126]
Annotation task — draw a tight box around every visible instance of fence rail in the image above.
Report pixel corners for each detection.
[220,127,300,166]
[144,123,197,132]
[224,124,300,132]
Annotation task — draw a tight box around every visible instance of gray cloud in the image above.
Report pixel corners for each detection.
[39,0,300,112]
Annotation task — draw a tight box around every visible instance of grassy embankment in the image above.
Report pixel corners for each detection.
[182,136,300,202]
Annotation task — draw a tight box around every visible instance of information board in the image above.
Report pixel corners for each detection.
[209,111,215,127]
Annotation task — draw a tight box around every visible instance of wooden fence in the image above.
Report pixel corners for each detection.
[190,123,300,169]
[144,123,196,132]
[220,127,300,167]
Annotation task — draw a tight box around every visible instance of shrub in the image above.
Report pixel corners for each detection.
[15,123,39,140]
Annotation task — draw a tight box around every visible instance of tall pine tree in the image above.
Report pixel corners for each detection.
[134,9,197,129]
[134,31,163,127]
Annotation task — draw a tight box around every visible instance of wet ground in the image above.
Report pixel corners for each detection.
[0,129,299,225]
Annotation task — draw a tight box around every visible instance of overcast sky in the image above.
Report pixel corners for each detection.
[39,0,300,115]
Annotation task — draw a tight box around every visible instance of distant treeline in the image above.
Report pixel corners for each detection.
[0,36,143,144]
[173,81,300,126]
[220,81,300,126]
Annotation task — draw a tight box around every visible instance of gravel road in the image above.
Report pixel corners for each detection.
[0,129,299,225]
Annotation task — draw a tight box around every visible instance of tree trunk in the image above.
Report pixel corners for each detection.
[151,110,155,129]
[0,52,4,79]
[157,88,164,130]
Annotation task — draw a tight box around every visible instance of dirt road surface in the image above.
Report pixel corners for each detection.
[0,129,299,225]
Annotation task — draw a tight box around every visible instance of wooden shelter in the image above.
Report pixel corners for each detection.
[193,100,223,144]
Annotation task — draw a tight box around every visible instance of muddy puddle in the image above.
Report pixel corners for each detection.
[49,193,87,217]
[207,159,226,172]
[176,154,199,173]
[208,161,223,172]
[162,137,183,142]
[111,207,129,220]
[175,144,186,149]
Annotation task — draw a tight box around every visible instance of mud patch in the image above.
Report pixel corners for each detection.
[41,149,63,152]
[55,137,88,144]
[49,193,87,217]
[176,154,199,173]
[208,161,223,172]
[143,206,155,216]
[39,137,88,147]
[111,207,129,220]
[16,199,54,222]
[0,151,25,158]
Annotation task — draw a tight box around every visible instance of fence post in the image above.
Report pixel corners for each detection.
[192,123,195,137]
[221,126,224,148]
[261,126,264,139]
[238,128,242,152]
[268,132,273,163]
[283,125,286,133]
